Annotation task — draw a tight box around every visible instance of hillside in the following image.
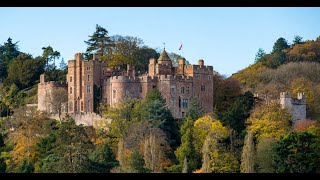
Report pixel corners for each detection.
[232,36,320,120]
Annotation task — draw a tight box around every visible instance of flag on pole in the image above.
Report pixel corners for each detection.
[179,43,183,50]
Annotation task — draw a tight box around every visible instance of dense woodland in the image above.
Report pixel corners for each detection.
[0,25,319,173]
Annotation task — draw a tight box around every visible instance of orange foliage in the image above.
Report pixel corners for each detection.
[293,119,319,132]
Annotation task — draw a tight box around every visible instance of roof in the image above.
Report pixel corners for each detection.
[157,49,171,62]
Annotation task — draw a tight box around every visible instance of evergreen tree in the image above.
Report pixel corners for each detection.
[42,46,60,71]
[84,24,113,60]
[15,158,34,173]
[186,97,204,121]
[59,58,67,71]
[129,149,148,173]
[254,48,266,63]
[89,142,119,173]
[0,158,6,173]
[0,38,21,79]
[240,131,255,173]
[293,35,303,45]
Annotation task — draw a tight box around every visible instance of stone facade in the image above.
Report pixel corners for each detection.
[37,74,68,114]
[280,92,307,123]
[67,49,216,119]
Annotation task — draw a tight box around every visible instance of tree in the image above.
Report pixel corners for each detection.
[254,48,266,63]
[0,157,6,173]
[59,58,67,71]
[5,54,45,89]
[42,46,60,71]
[45,87,68,122]
[175,116,197,173]
[246,102,292,140]
[89,142,119,173]
[129,149,148,173]
[222,91,254,135]
[273,132,320,173]
[15,158,34,173]
[0,84,21,117]
[54,117,94,173]
[0,38,21,79]
[256,137,276,173]
[240,131,255,173]
[293,35,303,45]
[291,77,315,115]
[272,37,289,54]
[84,24,113,60]
[186,97,204,121]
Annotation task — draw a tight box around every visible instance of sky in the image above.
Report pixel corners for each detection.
[0,7,320,76]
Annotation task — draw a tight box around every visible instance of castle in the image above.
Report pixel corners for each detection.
[254,92,307,123]
[38,49,216,120]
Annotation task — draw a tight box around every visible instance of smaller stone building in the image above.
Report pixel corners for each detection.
[37,74,68,114]
[280,92,307,123]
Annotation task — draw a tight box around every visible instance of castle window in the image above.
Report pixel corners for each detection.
[170,98,174,108]
[75,101,77,112]
[186,87,189,94]
[70,87,72,94]
[181,87,185,94]
[81,101,84,111]
[113,89,116,98]
[182,99,188,108]
[88,100,90,111]
[87,85,91,93]
[69,102,73,112]
[201,85,205,91]
[140,86,143,93]
[70,76,72,82]
[208,75,212,80]
[179,97,181,108]
[195,74,200,80]
[87,74,90,81]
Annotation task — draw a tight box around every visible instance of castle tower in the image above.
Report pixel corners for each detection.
[280,92,292,110]
[198,59,204,66]
[157,49,172,66]
[148,58,156,77]
[177,57,186,75]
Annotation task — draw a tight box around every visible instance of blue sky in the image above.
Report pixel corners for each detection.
[0,8,319,76]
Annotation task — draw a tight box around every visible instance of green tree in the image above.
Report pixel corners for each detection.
[42,46,60,71]
[89,142,119,173]
[254,48,266,63]
[15,158,34,173]
[129,149,149,173]
[186,97,204,121]
[269,37,289,68]
[0,38,21,79]
[273,132,320,173]
[222,91,254,135]
[59,58,67,71]
[84,24,113,60]
[272,37,289,54]
[55,117,94,173]
[175,116,197,172]
[0,157,6,173]
[135,46,159,72]
[293,35,303,45]
[240,131,255,173]
[256,137,276,173]
[5,54,45,89]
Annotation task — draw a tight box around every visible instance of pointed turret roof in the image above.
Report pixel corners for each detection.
[158,49,171,62]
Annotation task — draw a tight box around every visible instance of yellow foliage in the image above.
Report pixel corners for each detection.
[193,115,229,154]
[291,77,315,113]
[193,168,203,173]
[246,102,291,140]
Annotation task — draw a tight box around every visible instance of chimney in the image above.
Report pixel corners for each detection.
[198,59,204,66]
[93,54,98,60]
[40,74,45,84]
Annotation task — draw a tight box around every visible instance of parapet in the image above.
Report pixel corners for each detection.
[297,92,306,100]
[280,92,291,98]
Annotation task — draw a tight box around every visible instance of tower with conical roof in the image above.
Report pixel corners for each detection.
[148,48,174,76]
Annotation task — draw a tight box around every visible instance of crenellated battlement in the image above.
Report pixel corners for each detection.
[185,64,214,74]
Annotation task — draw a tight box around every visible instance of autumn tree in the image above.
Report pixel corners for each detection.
[246,101,291,140]
[240,131,255,173]
[45,87,68,122]
[84,24,113,60]
[291,77,315,115]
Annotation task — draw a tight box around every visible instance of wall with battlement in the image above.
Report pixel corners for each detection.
[279,92,306,123]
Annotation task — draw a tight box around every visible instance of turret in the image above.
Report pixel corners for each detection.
[198,59,204,66]
[280,92,292,109]
[40,74,45,84]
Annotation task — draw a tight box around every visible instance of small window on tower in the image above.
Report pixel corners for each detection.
[70,87,72,94]
[208,75,212,80]
[81,101,84,111]
[87,85,91,93]
[70,76,72,82]
[87,74,90,81]
[113,89,116,98]
[140,86,143,93]
[201,85,205,91]
[181,87,185,94]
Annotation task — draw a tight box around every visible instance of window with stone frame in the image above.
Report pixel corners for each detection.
[182,99,188,108]
[113,89,116,98]
[70,87,72,94]
[181,87,185,94]
[195,74,200,80]
[208,75,212,80]
[201,85,205,91]
[87,85,91,93]
[81,101,84,111]
[186,86,190,94]
[87,74,90,81]
[70,76,72,82]
[140,86,143,93]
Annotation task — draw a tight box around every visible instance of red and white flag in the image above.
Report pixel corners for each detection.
[179,43,183,50]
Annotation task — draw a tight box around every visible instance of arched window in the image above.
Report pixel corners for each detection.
[113,89,116,98]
